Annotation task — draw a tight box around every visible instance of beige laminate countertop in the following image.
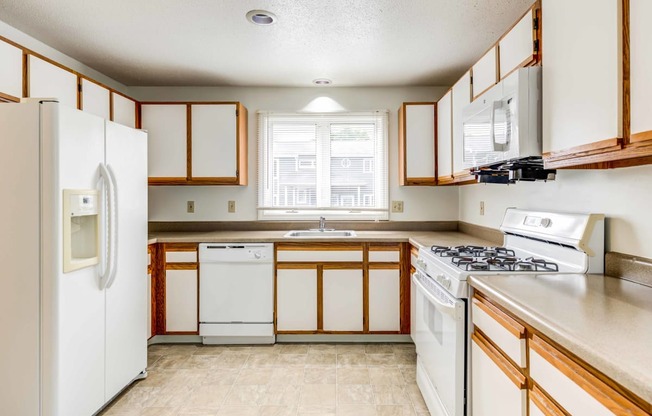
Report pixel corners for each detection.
[470,273,652,405]
[148,230,499,248]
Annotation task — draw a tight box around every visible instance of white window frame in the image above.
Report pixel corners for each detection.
[257,111,389,221]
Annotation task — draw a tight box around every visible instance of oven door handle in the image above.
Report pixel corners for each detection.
[412,273,460,319]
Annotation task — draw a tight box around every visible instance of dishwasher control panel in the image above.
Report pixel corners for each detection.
[199,243,274,262]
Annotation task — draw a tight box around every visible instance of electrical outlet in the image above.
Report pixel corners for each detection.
[480,201,485,216]
[228,200,236,213]
[391,200,404,213]
[187,200,195,213]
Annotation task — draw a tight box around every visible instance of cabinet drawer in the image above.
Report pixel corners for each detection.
[369,250,400,263]
[472,296,526,367]
[277,250,362,262]
[529,335,647,416]
[471,332,527,416]
[166,251,197,263]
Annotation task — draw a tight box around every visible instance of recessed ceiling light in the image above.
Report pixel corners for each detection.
[246,10,277,25]
[313,78,332,86]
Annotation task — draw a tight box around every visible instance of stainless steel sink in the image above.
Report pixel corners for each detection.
[283,230,357,238]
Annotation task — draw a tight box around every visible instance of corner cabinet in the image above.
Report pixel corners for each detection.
[398,102,437,186]
[141,102,248,186]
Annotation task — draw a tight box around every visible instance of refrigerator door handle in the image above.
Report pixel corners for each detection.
[99,163,116,290]
[105,164,119,289]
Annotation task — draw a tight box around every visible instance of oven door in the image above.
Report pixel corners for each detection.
[413,271,465,416]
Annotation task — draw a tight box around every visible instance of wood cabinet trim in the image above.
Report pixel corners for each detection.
[530,383,568,416]
[544,140,652,169]
[473,295,525,338]
[165,263,198,271]
[622,0,631,145]
[276,263,319,270]
[163,243,198,252]
[399,243,411,334]
[368,243,401,251]
[543,138,623,163]
[398,103,407,186]
[363,243,370,333]
[236,103,248,185]
[186,104,192,180]
[368,263,400,270]
[276,242,364,251]
[530,334,648,416]
[148,177,189,185]
[0,91,20,103]
[630,130,652,143]
[472,331,526,389]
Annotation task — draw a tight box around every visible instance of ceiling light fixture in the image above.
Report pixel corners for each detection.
[246,10,277,25]
[313,78,332,86]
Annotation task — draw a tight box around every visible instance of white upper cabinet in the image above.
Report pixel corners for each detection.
[141,104,188,181]
[499,11,537,79]
[0,39,23,100]
[472,47,498,100]
[191,104,237,179]
[630,0,652,142]
[80,78,110,120]
[399,102,436,186]
[452,72,472,178]
[437,91,453,183]
[112,93,137,128]
[28,55,77,108]
[542,0,621,155]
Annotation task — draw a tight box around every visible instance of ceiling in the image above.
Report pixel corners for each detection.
[0,0,535,87]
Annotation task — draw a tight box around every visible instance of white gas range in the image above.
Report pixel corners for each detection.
[411,208,605,416]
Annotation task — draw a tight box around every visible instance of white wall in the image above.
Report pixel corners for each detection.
[132,86,460,222]
[459,164,652,258]
[0,20,130,95]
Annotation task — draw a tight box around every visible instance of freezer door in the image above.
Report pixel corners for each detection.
[104,120,148,401]
[42,102,107,416]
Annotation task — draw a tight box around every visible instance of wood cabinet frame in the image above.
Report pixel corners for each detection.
[275,242,409,335]
[543,0,652,170]
[142,101,248,186]
[472,331,527,390]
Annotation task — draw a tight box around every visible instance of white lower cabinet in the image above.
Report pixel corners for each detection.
[368,268,400,331]
[165,269,198,332]
[471,333,526,416]
[276,268,317,331]
[323,268,363,331]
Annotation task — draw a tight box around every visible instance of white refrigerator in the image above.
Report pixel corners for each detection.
[0,99,148,416]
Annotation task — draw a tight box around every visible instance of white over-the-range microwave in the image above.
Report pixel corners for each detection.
[462,66,542,169]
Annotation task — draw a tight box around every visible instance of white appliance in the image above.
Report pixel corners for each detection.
[0,99,148,416]
[412,208,604,416]
[462,67,541,169]
[199,243,275,344]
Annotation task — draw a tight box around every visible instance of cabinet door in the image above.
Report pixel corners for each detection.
[436,91,453,183]
[452,71,472,179]
[28,55,77,108]
[399,103,436,185]
[80,78,110,119]
[471,333,526,416]
[191,104,237,179]
[0,39,23,101]
[630,0,652,143]
[499,10,536,79]
[276,268,318,331]
[165,269,198,333]
[472,47,498,100]
[323,268,363,331]
[369,268,400,332]
[542,0,621,155]
[141,104,188,181]
[112,93,136,128]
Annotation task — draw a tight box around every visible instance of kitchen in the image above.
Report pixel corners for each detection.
[0,1,651,416]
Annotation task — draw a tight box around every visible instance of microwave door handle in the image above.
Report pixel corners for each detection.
[491,100,508,152]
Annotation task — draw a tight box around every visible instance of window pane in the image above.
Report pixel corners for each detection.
[330,123,376,208]
[271,123,317,207]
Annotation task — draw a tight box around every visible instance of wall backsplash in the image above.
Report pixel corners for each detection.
[459,164,652,259]
[137,86,460,222]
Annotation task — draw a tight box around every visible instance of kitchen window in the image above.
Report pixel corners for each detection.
[257,111,389,220]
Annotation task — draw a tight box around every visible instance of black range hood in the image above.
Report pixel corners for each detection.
[471,157,556,184]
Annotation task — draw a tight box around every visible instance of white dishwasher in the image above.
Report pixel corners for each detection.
[199,243,275,344]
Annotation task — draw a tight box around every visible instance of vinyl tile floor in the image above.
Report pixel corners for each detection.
[100,343,430,416]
